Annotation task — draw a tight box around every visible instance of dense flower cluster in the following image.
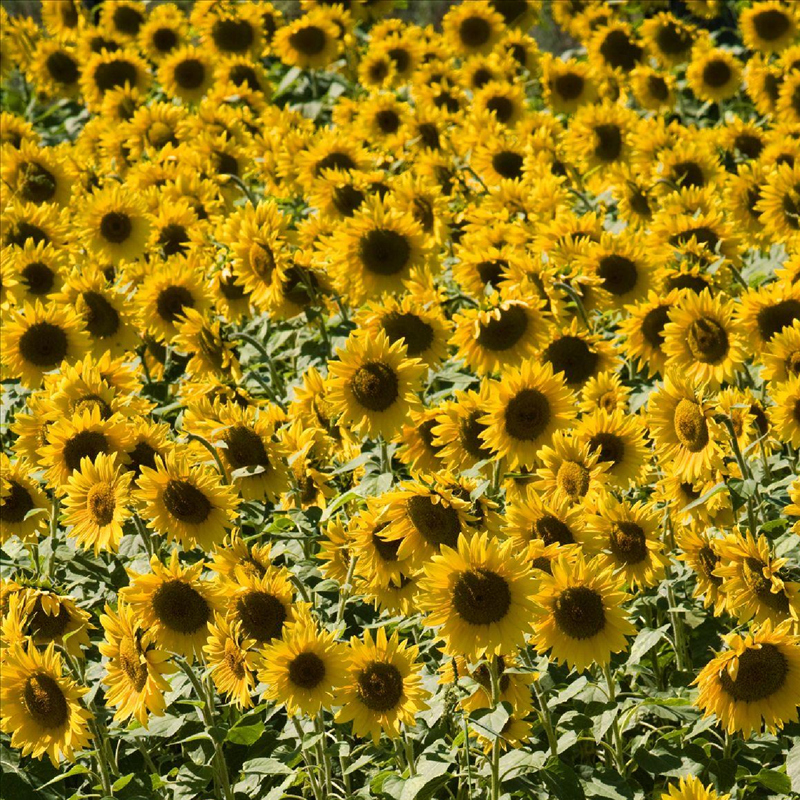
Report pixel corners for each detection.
[1,1,800,799]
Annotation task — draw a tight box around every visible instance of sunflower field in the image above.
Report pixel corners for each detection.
[3,0,800,799]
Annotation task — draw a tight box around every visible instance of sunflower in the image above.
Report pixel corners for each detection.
[548,320,621,387]
[695,620,800,737]
[738,281,800,352]
[0,642,93,765]
[677,525,727,616]
[349,502,409,588]
[136,255,212,342]
[757,161,800,243]
[0,453,49,544]
[221,200,292,313]
[541,54,599,114]
[578,371,630,415]
[138,3,187,61]
[1,141,73,208]
[28,37,81,99]
[655,473,732,529]
[209,533,274,584]
[355,292,451,369]
[135,452,239,551]
[588,20,644,74]
[760,317,800,387]
[120,551,222,662]
[378,477,474,570]
[660,776,729,800]
[646,372,724,481]
[15,588,92,657]
[777,70,800,125]
[480,360,577,470]
[715,530,800,626]
[324,199,427,304]
[575,409,649,490]
[431,385,496,473]
[641,12,702,67]
[335,627,429,744]
[586,497,666,590]
[272,9,341,70]
[451,296,547,376]
[80,48,151,111]
[661,290,746,388]
[159,45,214,103]
[397,406,447,475]
[531,551,635,672]
[7,240,66,303]
[224,566,298,647]
[443,654,533,716]
[505,489,588,552]
[327,329,425,440]
[260,623,348,716]
[687,47,743,102]
[204,616,258,709]
[418,532,537,660]
[442,1,505,56]
[61,452,132,555]
[123,418,171,478]
[99,602,175,726]
[786,477,800,534]
[741,1,798,53]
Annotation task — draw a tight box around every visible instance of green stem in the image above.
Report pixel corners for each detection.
[461,712,474,800]
[48,494,59,581]
[132,513,156,559]
[314,714,333,796]
[488,659,501,800]
[89,717,114,797]
[404,736,416,778]
[290,717,323,800]
[186,433,230,483]
[532,679,558,758]
[602,662,626,777]
[379,438,392,475]
[178,660,233,800]
[335,554,358,629]
[553,281,591,330]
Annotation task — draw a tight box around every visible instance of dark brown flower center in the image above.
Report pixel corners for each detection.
[554,72,584,101]
[610,521,647,564]
[588,432,624,466]
[93,59,138,94]
[533,514,574,546]
[87,482,116,526]
[542,335,598,385]
[504,388,551,441]
[656,21,693,56]
[753,9,791,41]
[152,27,179,54]
[236,591,286,643]
[452,568,511,625]
[20,261,54,295]
[641,304,670,349]
[82,291,120,339]
[756,299,800,342]
[357,661,404,711]
[381,312,434,357]
[598,255,638,296]
[222,425,269,471]
[19,162,56,204]
[156,285,194,323]
[492,150,524,180]
[0,480,35,524]
[100,211,132,244]
[594,124,623,162]
[359,228,412,276]
[174,58,206,90]
[46,51,79,85]
[406,494,461,549]
[476,305,528,352]
[718,643,788,702]
[289,25,327,56]
[23,673,68,729]
[163,479,212,525]
[459,410,492,461]
[703,59,732,89]
[288,651,327,689]
[27,601,71,640]
[211,19,254,53]
[687,317,729,363]
[113,5,143,35]
[599,29,643,71]
[63,430,109,473]
[459,16,491,48]
[349,361,399,411]
[673,398,709,452]
[151,579,210,634]
[554,586,606,639]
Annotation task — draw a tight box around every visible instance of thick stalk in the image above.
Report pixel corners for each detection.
[488,659,502,800]
[602,662,626,777]
[532,678,558,758]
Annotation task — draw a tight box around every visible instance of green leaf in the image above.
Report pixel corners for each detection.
[542,758,586,800]
[225,721,264,746]
[111,774,134,792]
[469,702,510,739]
[787,742,800,793]
[750,769,791,794]
[41,764,90,787]
[627,624,670,665]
